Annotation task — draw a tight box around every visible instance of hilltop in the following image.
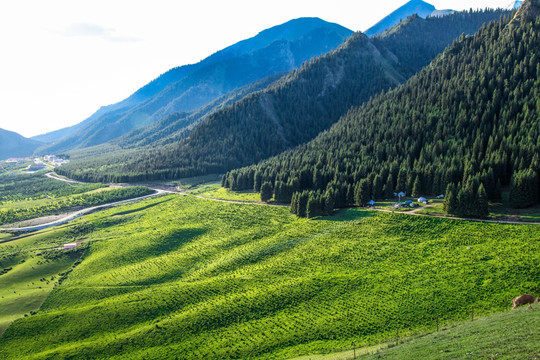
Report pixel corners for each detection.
[35,18,352,153]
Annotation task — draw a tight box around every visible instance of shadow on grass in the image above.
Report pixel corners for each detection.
[111,197,173,217]
[317,208,378,222]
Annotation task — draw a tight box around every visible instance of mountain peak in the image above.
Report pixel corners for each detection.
[365,1,444,37]
[506,1,524,10]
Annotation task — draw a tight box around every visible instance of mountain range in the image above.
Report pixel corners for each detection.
[56,8,510,183]
[35,18,353,154]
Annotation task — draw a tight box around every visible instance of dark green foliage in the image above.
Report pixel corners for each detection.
[412,175,422,197]
[354,179,371,207]
[477,183,489,216]
[57,10,508,183]
[260,182,273,202]
[510,169,539,208]
[225,8,540,216]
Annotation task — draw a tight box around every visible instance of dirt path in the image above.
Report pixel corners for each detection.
[372,206,540,225]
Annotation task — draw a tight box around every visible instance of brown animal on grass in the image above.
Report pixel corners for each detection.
[512,294,538,309]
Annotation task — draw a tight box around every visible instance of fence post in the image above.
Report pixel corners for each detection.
[471,306,474,322]
[353,343,356,359]
[396,328,399,345]
[436,316,439,332]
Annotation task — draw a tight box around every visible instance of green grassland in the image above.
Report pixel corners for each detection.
[0,195,538,359]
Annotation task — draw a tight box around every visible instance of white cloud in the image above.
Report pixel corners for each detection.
[59,22,142,42]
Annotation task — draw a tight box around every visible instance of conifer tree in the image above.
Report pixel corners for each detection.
[260,182,273,202]
[412,175,421,197]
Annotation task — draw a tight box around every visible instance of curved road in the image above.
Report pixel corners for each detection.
[0,188,168,233]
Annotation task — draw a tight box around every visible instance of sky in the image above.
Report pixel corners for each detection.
[0,0,517,138]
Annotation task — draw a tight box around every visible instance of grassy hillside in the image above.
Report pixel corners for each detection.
[0,223,89,336]
[0,195,538,359]
[360,303,540,359]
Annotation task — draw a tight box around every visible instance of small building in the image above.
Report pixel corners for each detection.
[398,192,406,198]
[63,243,77,249]
[418,197,428,204]
[368,200,376,207]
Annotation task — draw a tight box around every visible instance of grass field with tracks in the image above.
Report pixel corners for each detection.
[0,194,539,359]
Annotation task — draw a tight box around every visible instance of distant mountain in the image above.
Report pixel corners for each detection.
[36,17,353,154]
[506,0,524,9]
[365,0,455,36]
[0,128,42,160]
[56,9,510,183]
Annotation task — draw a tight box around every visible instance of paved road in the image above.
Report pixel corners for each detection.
[0,189,167,233]
[45,172,82,183]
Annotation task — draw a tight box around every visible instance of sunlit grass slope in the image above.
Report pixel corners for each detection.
[0,224,89,336]
[0,195,538,359]
[360,303,540,360]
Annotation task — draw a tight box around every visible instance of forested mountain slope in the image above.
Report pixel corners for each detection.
[224,1,540,217]
[115,73,285,149]
[37,18,352,153]
[57,9,509,183]
[58,74,285,167]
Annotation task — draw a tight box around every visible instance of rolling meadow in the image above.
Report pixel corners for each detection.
[0,194,538,359]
